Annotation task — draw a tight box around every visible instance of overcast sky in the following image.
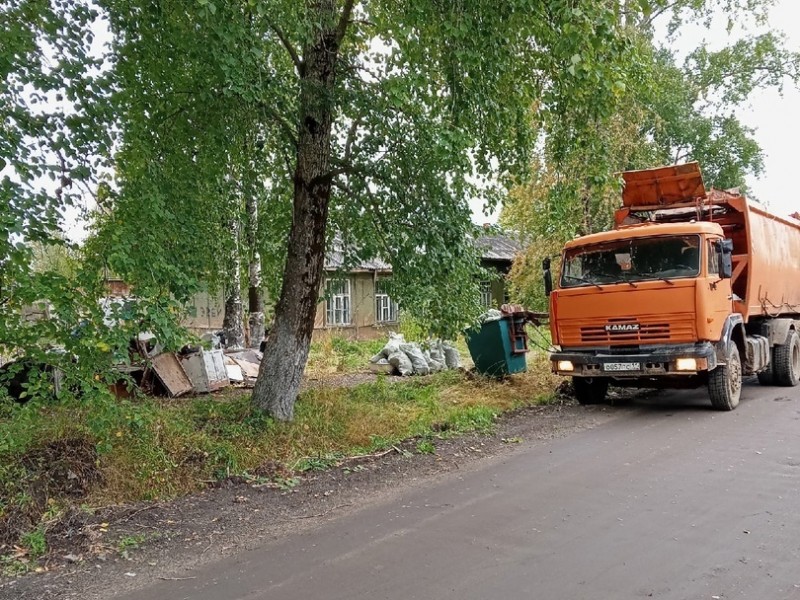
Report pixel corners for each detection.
[678,0,800,215]
[732,0,799,215]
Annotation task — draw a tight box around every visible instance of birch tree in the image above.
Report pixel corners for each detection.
[4,0,634,417]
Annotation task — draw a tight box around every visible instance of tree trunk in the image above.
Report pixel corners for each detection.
[246,193,265,348]
[223,214,246,350]
[251,0,345,421]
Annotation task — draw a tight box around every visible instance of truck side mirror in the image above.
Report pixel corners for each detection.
[716,239,733,279]
[542,258,553,297]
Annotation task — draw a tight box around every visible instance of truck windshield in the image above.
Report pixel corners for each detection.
[561,235,701,288]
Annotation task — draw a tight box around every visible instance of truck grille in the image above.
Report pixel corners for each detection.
[581,323,669,344]
[559,315,696,346]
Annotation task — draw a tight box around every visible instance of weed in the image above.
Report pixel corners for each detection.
[342,465,366,475]
[20,526,47,560]
[534,393,560,406]
[1,554,31,577]
[117,533,149,556]
[273,476,300,491]
[295,454,342,472]
[446,406,497,433]
[416,440,435,454]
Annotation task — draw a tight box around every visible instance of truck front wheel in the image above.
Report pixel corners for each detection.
[773,329,800,386]
[573,377,609,405]
[708,344,741,411]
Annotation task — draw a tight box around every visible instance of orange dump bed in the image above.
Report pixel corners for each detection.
[621,163,706,208]
[739,203,800,320]
[619,162,800,322]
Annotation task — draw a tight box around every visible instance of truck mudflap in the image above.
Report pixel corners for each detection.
[550,342,718,377]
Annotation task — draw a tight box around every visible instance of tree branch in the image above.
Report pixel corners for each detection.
[343,117,361,163]
[326,159,374,182]
[336,0,357,46]
[279,147,295,179]
[331,178,393,259]
[267,20,304,76]
[674,146,688,164]
[256,101,299,148]
[641,0,684,29]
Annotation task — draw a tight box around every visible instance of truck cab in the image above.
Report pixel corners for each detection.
[549,163,800,410]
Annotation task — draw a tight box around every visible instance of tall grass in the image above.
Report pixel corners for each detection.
[305,333,385,376]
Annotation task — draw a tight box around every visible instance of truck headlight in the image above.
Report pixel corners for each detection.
[675,358,698,371]
[557,360,574,372]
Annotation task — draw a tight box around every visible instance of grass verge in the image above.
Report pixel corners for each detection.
[0,342,560,573]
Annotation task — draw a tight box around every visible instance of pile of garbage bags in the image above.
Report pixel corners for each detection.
[369,333,461,376]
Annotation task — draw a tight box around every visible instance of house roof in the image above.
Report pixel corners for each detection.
[324,231,522,272]
[324,248,391,272]
[474,233,523,261]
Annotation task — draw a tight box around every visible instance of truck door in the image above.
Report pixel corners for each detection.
[699,238,732,340]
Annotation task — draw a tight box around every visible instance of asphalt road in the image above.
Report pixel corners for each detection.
[119,381,800,600]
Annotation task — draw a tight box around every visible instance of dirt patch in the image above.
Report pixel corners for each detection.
[42,507,98,557]
[0,438,102,553]
[20,438,103,502]
[0,397,632,600]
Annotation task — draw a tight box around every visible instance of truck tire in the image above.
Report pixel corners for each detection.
[773,329,800,386]
[708,344,741,411]
[573,377,609,405]
[756,367,774,385]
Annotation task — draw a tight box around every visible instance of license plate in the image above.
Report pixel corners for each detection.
[603,362,641,372]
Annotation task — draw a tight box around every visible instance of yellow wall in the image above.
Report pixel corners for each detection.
[314,272,397,340]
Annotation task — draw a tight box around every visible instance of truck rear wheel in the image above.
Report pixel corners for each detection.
[708,344,741,411]
[773,329,800,386]
[573,377,609,405]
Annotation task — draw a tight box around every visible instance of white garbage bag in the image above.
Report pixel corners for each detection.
[424,349,445,372]
[383,332,406,355]
[442,342,461,369]
[480,309,503,323]
[387,351,413,376]
[400,343,430,376]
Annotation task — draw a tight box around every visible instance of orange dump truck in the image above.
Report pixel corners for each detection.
[549,162,800,410]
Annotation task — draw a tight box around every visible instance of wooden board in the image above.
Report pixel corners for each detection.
[151,353,193,397]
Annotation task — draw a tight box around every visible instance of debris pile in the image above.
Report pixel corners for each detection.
[3,326,466,403]
[369,333,461,376]
[142,340,263,397]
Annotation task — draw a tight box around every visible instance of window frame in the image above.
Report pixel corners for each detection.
[374,277,399,324]
[325,278,352,326]
[479,280,493,308]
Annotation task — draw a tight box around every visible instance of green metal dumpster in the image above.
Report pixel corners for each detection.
[465,316,528,377]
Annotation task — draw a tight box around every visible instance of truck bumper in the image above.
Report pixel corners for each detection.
[550,342,718,378]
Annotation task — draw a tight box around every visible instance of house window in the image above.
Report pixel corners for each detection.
[325,279,351,326]
[480,280,493,308]
[375,278,399,323]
